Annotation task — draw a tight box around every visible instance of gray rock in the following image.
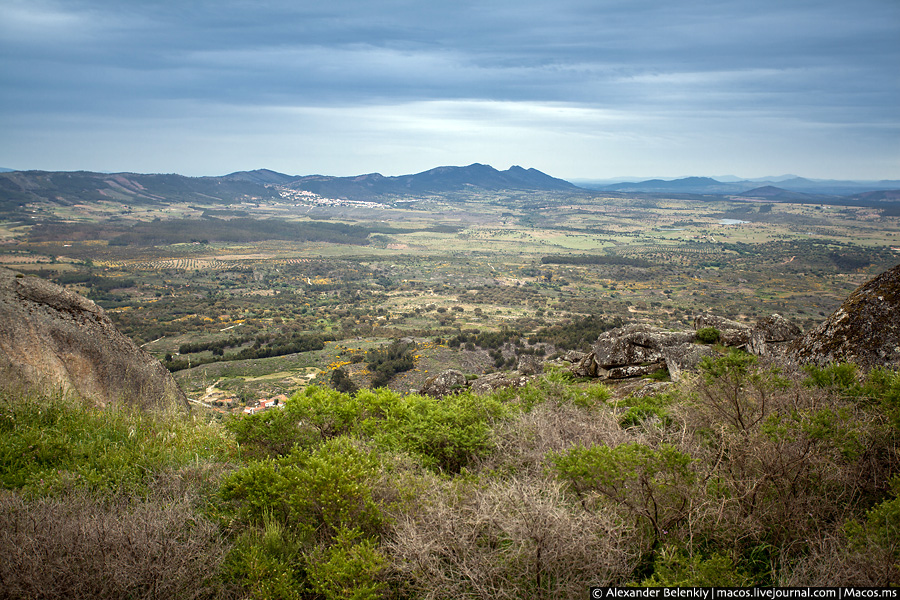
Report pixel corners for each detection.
[631,381,675,398]
[792,264,900,370]
[0,268,189,411]
[592,324,695,368]
[517,355,544,376]
[661,343,717,382]
[752,313,802,343]
[745,328,768,356]
[469,372,530,395]
[572,352,606,378]
[694,313,749,333]
[607,363,666,379]
[563,350,586,363]
[419,369,468,398]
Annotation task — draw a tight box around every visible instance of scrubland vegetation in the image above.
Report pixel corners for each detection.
[2,357,899,597]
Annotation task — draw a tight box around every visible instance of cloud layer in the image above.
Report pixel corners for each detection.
[1,0,898,179]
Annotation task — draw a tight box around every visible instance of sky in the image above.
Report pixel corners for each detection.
[1,0,898,181]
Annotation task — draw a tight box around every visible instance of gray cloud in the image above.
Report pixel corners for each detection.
[0,0,897,178]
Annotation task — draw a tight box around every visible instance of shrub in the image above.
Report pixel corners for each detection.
[552,442,695,543]
[307,526,386,600]
[0,391,232,495]
[0,491,230,600]
[695,326,721,344]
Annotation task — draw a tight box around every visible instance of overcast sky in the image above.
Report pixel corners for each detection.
[1,0,898,180]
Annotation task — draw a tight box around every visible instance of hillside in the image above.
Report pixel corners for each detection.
[0,170,281,213]
[0,164,580,214]
[594,175,900,197]
[282,163,580,200]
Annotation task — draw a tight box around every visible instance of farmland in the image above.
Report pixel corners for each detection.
[2,188,899,405]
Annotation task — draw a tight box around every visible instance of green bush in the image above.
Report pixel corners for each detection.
[640,545,752,586]
[306,526,386,600]
[0,391,232,495]
[552,442,695,542]
[695,327,721,344]
[221,515,306,600]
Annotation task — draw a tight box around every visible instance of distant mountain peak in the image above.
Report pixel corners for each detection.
[285,163,578,199]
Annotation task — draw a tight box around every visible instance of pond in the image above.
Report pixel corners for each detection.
[719,219,748,225]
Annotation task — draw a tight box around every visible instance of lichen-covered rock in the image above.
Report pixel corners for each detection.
[631,381,675,399]
[694,314,749,333]
[693,313,752,345]
[572,352,606,378]
[0,268,189,411]
[419,369,468,398]
[469,372,530,395]
[661,343,717,382]
[607,363,665,379]
[592,324,695,368]
[516,355,544,376]
[562,350,586,363]
[753,314,802,343]
[792,263,900,370]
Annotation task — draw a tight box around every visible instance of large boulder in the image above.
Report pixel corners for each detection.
[753,314,802,343]
[0,268,189,411]
[419,369,467,398]
[661,343,718,382]
[592,324,695,368]
[516,354,544,376]
[792,264,900,370]
[693,313,751,346]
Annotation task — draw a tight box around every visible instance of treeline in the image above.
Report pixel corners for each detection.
[541,254,652,267]
[165,332,332,372]
[445,314,622,354]
[48,272,137,292]
[108,218,372,246]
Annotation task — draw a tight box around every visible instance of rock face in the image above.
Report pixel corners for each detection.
[792,264,900,370]
[0,268,189,411]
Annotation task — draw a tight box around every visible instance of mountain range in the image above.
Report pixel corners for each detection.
[581,175,900,196]
[226,164,579,198]
[0,164,898,214]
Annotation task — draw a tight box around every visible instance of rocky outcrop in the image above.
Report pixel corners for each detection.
[0,268,189,411]
[693,313,751,345]
[792,263,900,370]
[516,355,544,376]
[661,343,717,382]
[419,369,467,398]
[572,313,802,382]
[469,372,530,395]
[754,314,802,343]
[573,325,694,379]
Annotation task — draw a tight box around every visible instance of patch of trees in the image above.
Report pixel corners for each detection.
[541,254,652,268]
[108,218,373,246]
[53,273,136,292]
[166,332,331,372]
[366,340,417,388]
[528,314,623,351]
